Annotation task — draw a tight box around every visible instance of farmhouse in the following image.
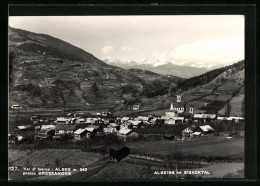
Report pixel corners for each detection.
[86,125,103,136]
[74,128,88,140]
[109,144,131,162]
[84,127,96,138]
[133,104,140,110]
[117,128,140,141]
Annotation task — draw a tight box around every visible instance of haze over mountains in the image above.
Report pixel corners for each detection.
[9,27,244,116]
[102,57,208,78]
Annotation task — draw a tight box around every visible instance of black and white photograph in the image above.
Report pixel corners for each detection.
[8,14,247,180]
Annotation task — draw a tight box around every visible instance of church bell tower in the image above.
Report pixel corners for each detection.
[177,95,181,102]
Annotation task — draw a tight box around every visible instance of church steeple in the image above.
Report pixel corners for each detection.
[177,95,181,102]
[170,103,174,110]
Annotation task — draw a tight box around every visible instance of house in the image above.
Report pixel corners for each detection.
[172,117,185,123]
[121,117,130,123]
[84,127,96,138]
[217,116,227,121]
[164,118,176,125]
[150,118,160,124]
[165,110,178,118]
[226,116,245,123]
[178,112,193,119]
[164,117,184,125]
[11,105,22,109]
[120,123,129,130]
[9,134,25,144]
[193,114,209,122]
[74,128,88,140]
[86,125,103,135]
[75,118,86,125]
[205,114,217,120]
[103,123,119,134]
[182,125,198,139]
[161,116,171,120]
[121,121,133,129]
[101,112,112,117]
[54,125,76,136]
[35,129,55,141]
[35,125,56,132]
[133,104,140,110]
[136,116,149,122]
[109,144,131,162]
[54,117,71,125]
[197,125,214,136]
[91,112,101,117]
[129,120,142,128]
[15,125,34,132]
[117,128,132,140]
[86,118,96,124]
[192,131,202,138]
[117,128,140,141]
[37,128,55,136]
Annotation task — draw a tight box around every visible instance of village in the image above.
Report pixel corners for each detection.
[9,95,244,158]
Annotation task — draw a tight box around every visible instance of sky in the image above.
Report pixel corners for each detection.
[9,16,244,69]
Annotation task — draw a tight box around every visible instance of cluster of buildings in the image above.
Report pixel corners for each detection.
[9,95,244,144]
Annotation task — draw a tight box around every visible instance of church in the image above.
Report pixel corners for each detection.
[165,95,193,118]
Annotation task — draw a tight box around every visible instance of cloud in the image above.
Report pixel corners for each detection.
[169,37,244,68]
[151,50,168,59]
[101,45,114,54]
[121,46,134,52]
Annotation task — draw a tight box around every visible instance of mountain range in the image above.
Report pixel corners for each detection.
[9,27,244,116]
[102,57,208,78]
[8,27,182,109]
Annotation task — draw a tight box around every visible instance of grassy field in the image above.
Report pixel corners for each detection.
[9,149,103,167]
[126,136,244,157]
